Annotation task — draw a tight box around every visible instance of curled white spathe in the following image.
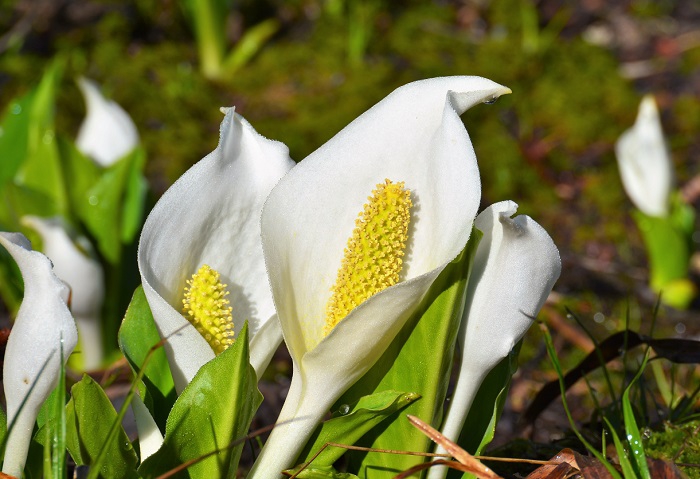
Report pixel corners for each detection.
[21,216,105,370]
[76,77,139,167]
[615,95,674,217]
[0,232,78,477]
[137,107,295,394]
[131,393,164,462]
[250,76,512,478]
[429,201,561,479]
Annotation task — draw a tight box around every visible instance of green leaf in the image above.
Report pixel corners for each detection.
[633,195,696,308]
[13,61,68,217]
[622,352,651,479]
[0,96,31,186]
[338,229,482,478]
[0,182,60,229]
[180,0,230,78]
[288,465,360,479]
[77,149,144,263]
[49,346,68,478]
[120,148,147,243]
[0,245,24,314]
[118,286,176,431]
[57,136,101,218]
[540,323,622,479]
[223,19,280,73]
[292,390,419,471]
[138,323,262,478]
[33,359,68,479]
[0,405,6,452]
[65,375,139,478]
[604,417,638,479]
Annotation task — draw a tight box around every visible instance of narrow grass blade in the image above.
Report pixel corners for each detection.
[622,352,651,479]
[539,323,622,479]
[603,417,637,478]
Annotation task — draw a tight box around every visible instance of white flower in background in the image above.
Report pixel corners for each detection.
[21,216,105,370]
[429,201,560,479]
[249,76,511,478]
[0,232,78,477]
[138,108,295,394]
[615,95,674,217]
[76,77,139,167]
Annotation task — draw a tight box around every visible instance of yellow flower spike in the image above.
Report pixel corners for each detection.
[182,264,235,354]
[324,179,412,335]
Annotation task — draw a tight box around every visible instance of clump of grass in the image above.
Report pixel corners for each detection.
[533,304,700,478]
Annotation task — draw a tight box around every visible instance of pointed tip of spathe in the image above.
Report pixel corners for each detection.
[0,232,32,251]
[219,106,236,116]
[638,94,659,122]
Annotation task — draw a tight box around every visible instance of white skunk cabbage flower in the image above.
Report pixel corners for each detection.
[21,216,105,370]
[138,108,295,394]
[76,77,139,167]
[429,201,560,479]
[249,76,512,478]
[0,232,78,477]
[615,95,674,217]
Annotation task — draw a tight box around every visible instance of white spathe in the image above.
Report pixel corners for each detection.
[615,95,674,217]
[0,232,78,477]
[138,107,295,394]
[428,201,561,479]
[131,393,164,462]
[76,77,139,167]
[250,76,512,478]
[21,216,105,370]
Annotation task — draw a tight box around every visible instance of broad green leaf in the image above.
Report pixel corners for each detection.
[339,230,482,478]
[0,246,23,314]
[14,61,68,217]
[65,375,139,478]
[33,353,68,479]
[289,466,360,479]
[77,149,142,263]
[0,182,59,229]
[120,147,147,243]
[0,93,32,185]
[292,390,419,470]
[118,286,176,431]
[0,405,6,452]
[138,323,262,478]
[634,195,696,308]
[57,136,101,217]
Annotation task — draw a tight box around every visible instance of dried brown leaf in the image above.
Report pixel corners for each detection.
[406,415,502,479]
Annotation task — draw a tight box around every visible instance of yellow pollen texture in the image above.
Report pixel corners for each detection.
[324,179,412,335]
[182,264,235,354]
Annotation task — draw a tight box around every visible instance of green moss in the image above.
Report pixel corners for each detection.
[645,420,700,479]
